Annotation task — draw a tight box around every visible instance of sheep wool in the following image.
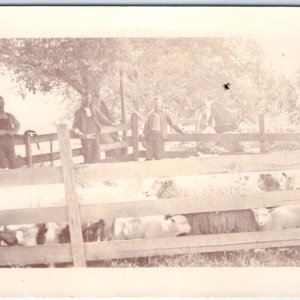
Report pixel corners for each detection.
[253,205,300,231]
[113,215,191,240]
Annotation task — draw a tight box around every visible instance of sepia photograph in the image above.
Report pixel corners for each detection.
[1,5,300,296]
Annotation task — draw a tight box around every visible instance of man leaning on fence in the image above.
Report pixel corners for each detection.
[73,93,115,164]
[0,96,20,169]
[142,97,184,160]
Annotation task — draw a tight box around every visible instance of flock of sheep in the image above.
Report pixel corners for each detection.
[0,170,300,265]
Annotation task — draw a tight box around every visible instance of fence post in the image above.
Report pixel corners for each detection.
[131,113,139,161]
[24,133,32,167]
[57,124,86,267]
[120,70,128,155]
[259,114,266,153]
[49,137,54,167]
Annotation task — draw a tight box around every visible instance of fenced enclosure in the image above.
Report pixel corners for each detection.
[12,114,300,167]
[1,123,300,267]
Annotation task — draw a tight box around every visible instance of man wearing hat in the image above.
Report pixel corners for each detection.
[142,97,184,160]
[0,96,20,169]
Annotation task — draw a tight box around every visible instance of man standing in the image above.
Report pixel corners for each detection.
[0,96,20,169]
[142,97,184,160]
[91,96,120,158]
[73,93,115,164]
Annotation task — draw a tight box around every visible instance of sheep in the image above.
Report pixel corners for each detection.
[252,205,300,231]
[258,172,296,192]
[43,222,69,244]
[58,220,106,243]
[3,224,43,246]
[145,177,258,235]
[0,228,18,246]
[112,215,191,240]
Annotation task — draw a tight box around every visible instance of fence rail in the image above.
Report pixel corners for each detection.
[167,133,300,142]
[2,227,300,266]
[2,149,300,187]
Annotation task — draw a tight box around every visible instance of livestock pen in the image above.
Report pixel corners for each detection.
[1,124,300,267]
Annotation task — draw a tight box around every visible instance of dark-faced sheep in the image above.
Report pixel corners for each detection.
[58,220,106,243]
[112,215,191,240]
[0,228,18,246]
[258,173,295,192]
[252,205,300,231]
[146,178,258,235]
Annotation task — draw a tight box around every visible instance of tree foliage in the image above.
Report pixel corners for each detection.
[0,38,298,125]
[0,38,119,96]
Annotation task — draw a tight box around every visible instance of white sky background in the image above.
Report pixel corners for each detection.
[0,7,300,133]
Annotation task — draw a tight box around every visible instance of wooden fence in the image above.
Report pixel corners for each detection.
[14,113,139,167]
[12,113,300,167]
[1,131,300,267]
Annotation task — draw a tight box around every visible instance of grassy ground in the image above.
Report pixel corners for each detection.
[3,247,299,268]
[86,247,300,268]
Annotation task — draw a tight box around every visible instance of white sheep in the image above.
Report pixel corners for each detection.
[5,223,67,246]
[252,205,300,231]
[112,215,191,240]
[5,224,41,246]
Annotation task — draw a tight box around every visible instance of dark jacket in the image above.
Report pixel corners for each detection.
[90,101,115,129]
[0,112,20,133]
[143,110,183,140]
[0,112,20,146]
[73,103,114,136]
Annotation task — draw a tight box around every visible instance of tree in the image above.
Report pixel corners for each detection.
[1,37,297,128]
[0,38,120,98]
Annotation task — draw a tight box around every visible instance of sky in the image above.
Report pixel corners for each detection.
[1,7,300,133]
[260,36,300,79]
[0,77,65,134]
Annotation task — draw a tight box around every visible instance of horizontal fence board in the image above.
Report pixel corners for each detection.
[30,148,82,165]
[264,133,300,142]
[0,207,67,225]
[0,244,72,266]
[76,151,300,181]
[33,132,60,143]
[1,228,300,266]
[14,136,25,146]
[100,123,131,134]
[79,190,300,222]
[139,151,254,158]
[0,166,62,187]
[100,140,131,151]
[167,133,300,143]
[167,133,261,142]
[100,155,133,164]
[15,132,60,145]
[85,228,300,260]
[139,150,199,158]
